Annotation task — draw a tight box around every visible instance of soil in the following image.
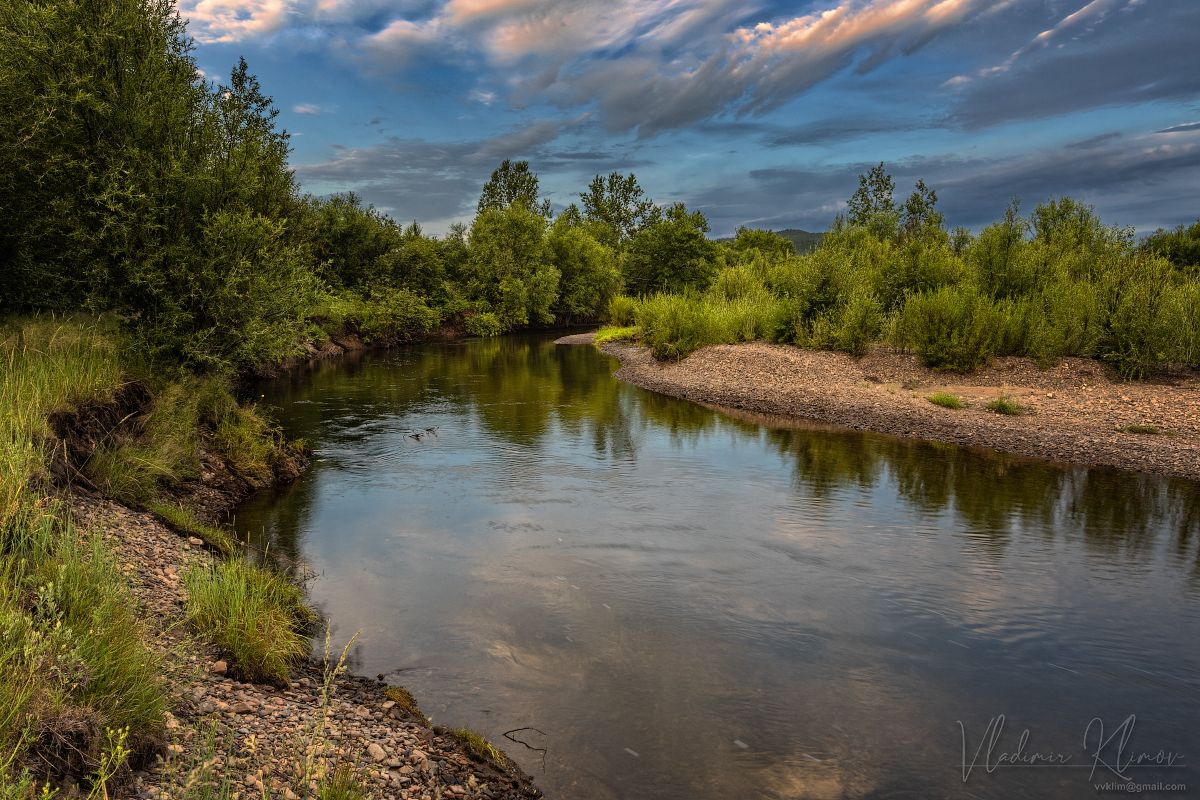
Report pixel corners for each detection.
[598,340,1200,481]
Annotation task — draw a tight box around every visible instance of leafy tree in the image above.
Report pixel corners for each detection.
[900,179,944,240]
[580,172,656,246]
[377,222,447,301]
[731,227,795,260]
[846,162,896,229]
[1142,219,1200,271]
[547,216,622,321]
[477,160,550,217]
[302,193,401,289]
[465,204,559,329]
[624,204,718,294]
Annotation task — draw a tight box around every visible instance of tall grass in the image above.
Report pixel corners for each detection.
[182,559,314,685]
[1,319,124,529]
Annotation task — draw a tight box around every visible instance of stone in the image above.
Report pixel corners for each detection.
[367,742,387,762]
[188,536,204,546]
[209,659,228,675]
[231,701,257,714]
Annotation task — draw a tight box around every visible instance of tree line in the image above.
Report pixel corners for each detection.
[2,0,1198,379]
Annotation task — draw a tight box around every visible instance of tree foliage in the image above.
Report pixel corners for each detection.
[477,159,550,217]
[580,172,656,246]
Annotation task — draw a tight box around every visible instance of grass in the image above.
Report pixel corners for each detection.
[384,686,429,726]
[1,318,124,529]
[147,502,239,556]
[0,506,166,785]
[593,325,637,344]
[182,559,314,685]
[1123,423,1163,435]
[447,728,508,769]
[316,764,368,800]
[926,392,966,410]
[985,395,1025,416]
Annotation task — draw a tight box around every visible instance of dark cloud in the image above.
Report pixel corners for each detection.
[950,4,1200,129]
[691,134,1200,236]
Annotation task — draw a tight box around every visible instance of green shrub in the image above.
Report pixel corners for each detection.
[895,285,1003,372]
[927,392,966,409]
[708,266,765,301]
[182,560,313,685]
[464,312,503,337]
[607,295,638,326]
[985,396,1025,416]
[633,293,727,360]
[347,288,440,343]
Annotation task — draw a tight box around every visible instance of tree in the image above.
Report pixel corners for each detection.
[846,162,896,227]
[477,159,550,217]
[900,179,944,240]
[731,227,794,260]
[579,172,656,246]
[623,203,718,294]
[547,215,622,321]
[465,204,559,329]
[1142,219,1200,272]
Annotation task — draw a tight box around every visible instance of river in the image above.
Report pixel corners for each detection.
[233,333,1200,799]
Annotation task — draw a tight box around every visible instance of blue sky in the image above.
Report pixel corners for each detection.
[182,0,1200,236]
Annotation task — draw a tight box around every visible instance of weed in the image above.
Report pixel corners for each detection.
[985,396,1025,416]
[927,392,966,410]
[1123,423,1162,435]
[384,687,429,726]
[447,728,508,768]
[147,503,239,556]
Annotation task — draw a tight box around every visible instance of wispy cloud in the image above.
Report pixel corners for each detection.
[292,103,325,115]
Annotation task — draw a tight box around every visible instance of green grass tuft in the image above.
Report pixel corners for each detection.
[1123,423,1163,435]
[316,764,368,800]
[384,686,429,726]
[447,728,508,768]
[985,395,1025,416]
[182,560,314,685]
[147,502,239,556]
[593,326,637,344]
[926,392,966,410]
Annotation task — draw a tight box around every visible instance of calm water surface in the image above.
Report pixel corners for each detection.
[234,335,1200,800]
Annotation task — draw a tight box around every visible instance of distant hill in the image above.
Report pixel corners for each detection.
[775,229,824,253]
[715,228,825,253]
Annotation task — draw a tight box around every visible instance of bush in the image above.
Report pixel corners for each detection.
[182,560,313,685]
[607,295,638,326]
[895,286,1003,372]
[464,312,503,337]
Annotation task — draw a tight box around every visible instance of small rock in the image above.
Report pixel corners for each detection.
[188,536,204,546]
[209,660,228,675]
[231,700,257,714]
[367,742,387,762]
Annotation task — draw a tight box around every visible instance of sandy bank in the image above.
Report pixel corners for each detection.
[599,340,1200,481]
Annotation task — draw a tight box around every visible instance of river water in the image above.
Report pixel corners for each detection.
[233,334,1200,799]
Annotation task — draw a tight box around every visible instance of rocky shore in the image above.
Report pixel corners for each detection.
[591,338,1200,481]
[71,495,541,800]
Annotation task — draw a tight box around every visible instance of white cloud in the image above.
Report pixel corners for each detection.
[293,103,324,114]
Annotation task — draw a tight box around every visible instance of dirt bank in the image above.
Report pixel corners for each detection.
[600,341,1200,481]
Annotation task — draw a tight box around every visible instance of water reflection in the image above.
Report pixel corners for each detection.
[234,334,1200,800]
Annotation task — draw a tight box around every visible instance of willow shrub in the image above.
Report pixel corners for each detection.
[894,285,1004,372]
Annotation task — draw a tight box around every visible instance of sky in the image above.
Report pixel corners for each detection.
[180,0,1200,236]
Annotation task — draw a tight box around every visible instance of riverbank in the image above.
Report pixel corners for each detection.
[590,337,1200,481]
[72,495,541,800]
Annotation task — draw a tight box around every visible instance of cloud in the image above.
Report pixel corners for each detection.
[293,103,325,115]
[1157,122,1200,135]
[178,0,295,43]
[949,3,1200,128]
[692,133,1200,235]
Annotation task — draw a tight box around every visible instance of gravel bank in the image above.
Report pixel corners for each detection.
[600,341,1200,481]
[70,497,541,800]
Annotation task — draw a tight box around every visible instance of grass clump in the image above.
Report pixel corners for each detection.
[316,764,368,800]
[182,560,314,685]
[384,686,429,726]
[1123,423,1163,435]
[593,325,637,344]
[985,395,1025,416]
[926,392,966,410]
[146,502,239,556]
[447,728,508,768]
[0,507,166,783]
